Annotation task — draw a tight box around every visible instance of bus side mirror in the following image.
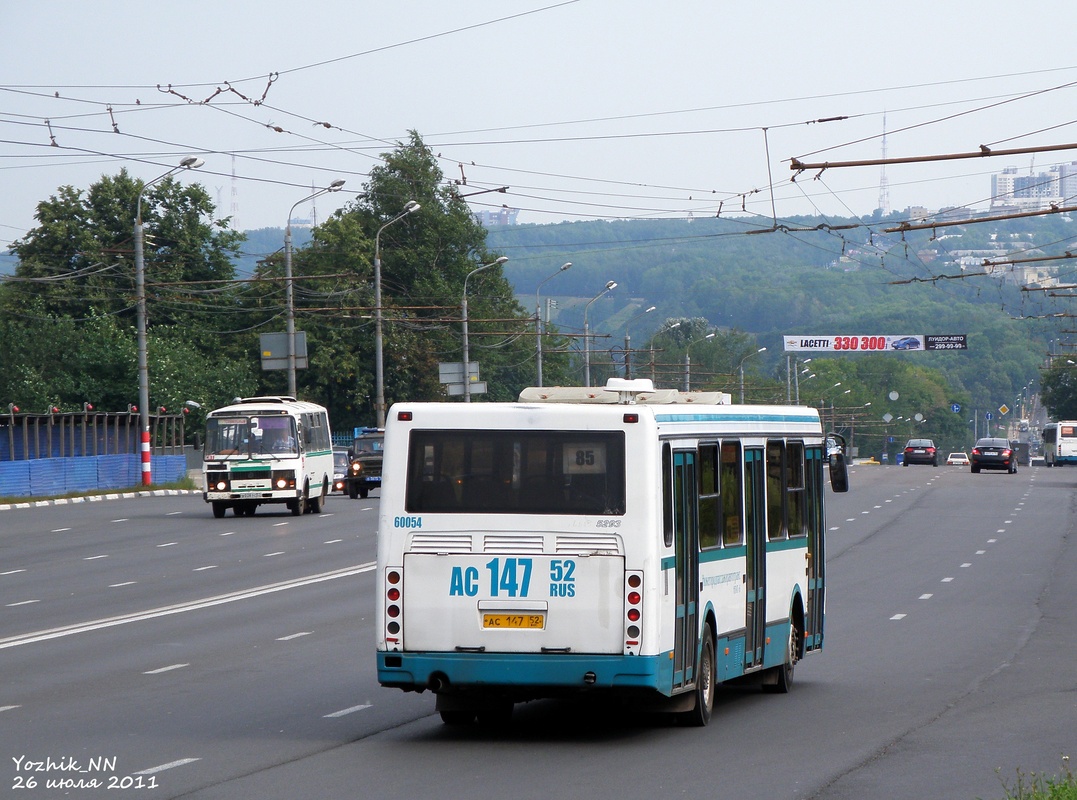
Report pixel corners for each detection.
[828,451,850,493]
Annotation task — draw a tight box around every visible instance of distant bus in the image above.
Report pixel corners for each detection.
[374,378,850,726]
[1041,421,1077,466]
[202,396,333,517]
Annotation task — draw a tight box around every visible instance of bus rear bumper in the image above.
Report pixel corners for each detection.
[377,650,670,695]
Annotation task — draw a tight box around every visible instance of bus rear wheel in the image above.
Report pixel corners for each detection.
[682,626,715,726]
[310,483,326,513]
[762,622,800,694]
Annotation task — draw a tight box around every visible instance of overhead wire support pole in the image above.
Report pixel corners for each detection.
[285,179,345,398]
[790,141,1077,176]
[374,200,421,428]
[134,156,203,486]
[884,204,1077,234]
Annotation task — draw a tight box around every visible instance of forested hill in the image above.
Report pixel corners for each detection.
[484,213,1073,410]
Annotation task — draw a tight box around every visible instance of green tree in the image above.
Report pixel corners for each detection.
[6,169,243,327]
[1040,364,1077,419]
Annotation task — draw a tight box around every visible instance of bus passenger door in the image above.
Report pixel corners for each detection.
[744,447,767,669]
[670,449,699,691]
[805,446,825,650]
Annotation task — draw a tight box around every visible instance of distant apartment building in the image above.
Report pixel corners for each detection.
[990,162,1077,210]
[473,207,520,226]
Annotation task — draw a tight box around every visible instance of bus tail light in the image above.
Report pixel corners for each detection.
[624,571,643,655]
[384,568,403,649]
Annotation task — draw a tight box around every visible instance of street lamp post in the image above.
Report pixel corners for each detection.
[622,306,655,379]
[463,257,509,402]
[373,200,421,428]
[684,332,716,391]
[285,180,345,398]
[583,280,617,387]
[738,346,767,403]
[134,156,204,486]
[535,262,572,387]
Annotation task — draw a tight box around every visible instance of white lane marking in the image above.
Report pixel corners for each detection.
[6,600,38,607]
[961,563,972,568]
[143,663,189,675]
[264,551,285,558]
[51,527,71,532]
[277,632,311,641]
[220,531,236,536]
[0,563,375,650]
[0,705,21,713]
[942,577,954,582]
[85,555,108,561]
[988,539,997,543]
[193,566,217,572]
[111,518,129,523]
[110,582,137,588]
[273,522,289,528]
[890,614,906,620]
[134,758,201,775]
[157,542,178,548]
[325,539,343,544]
[976,550,986,555]
[1,569,27,575]
[919,594,933,600]
[324,703,372,718]
[166,511,183,516]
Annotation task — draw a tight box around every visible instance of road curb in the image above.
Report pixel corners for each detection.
[0,489,200,512]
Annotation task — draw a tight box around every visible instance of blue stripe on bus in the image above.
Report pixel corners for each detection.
[377,651,674,694]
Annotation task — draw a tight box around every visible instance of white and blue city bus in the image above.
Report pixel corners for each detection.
[375,378,849,725]
[1041,421,1077,466]
[202,396,333,517]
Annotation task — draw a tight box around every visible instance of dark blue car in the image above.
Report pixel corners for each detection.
[891,336,921,350]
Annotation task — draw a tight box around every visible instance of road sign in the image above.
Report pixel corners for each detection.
[986,412,993,420]
[439,362,479,383]
[998,404,1009,416]
[445,382,487,396]
[951,403,961,413]
[259,332,308,370]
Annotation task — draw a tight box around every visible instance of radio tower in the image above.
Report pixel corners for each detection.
[877,113,891,216]
[230,154,240,231]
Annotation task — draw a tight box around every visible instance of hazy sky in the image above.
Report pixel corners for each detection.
[4,0,1076,250]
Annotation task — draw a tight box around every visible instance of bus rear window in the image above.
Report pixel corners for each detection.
[405,430,626,515]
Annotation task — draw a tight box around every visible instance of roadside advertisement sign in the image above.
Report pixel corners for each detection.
[783,334,967,352]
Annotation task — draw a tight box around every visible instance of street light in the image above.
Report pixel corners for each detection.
[685,332,716,391]
[373,200,421,427]
[285,179,345,397]
[462,256,509,402]
[535,262,572,386]
[738,346,767,403]
[623,305,655,379]
[583,280,617,387]
[134,156,204,485]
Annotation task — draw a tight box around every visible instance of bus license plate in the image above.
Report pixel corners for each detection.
[482,613,545,630]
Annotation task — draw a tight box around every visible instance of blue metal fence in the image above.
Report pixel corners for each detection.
[0,454,187,498]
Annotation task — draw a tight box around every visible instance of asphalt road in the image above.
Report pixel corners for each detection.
[1,465,1074,799]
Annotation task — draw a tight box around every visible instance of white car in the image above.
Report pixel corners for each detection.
[946,452,970,466]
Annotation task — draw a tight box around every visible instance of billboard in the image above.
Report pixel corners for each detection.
[783,335,967,352]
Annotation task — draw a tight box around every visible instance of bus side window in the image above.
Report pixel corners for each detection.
[662,442,673,547]
[720,442,743,546]
[698,444,720,549]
